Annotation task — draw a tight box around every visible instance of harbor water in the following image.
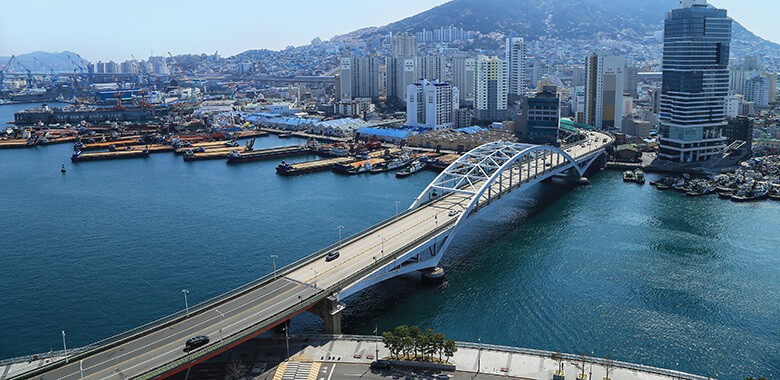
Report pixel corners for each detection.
[0,104,778,379]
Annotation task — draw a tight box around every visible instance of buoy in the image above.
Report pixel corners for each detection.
[60,164,66,173]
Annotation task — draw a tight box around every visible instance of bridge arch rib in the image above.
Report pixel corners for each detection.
[339,140,604,299]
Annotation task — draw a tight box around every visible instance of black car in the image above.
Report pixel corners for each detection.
[370,360,392,370]
[325,251,340,262]
[184,335,210,352]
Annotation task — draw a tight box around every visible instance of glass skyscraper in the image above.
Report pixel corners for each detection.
[658,0,732,163]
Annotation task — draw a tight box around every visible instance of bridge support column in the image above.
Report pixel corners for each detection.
[311,295,343,335]
[420,267,445,284]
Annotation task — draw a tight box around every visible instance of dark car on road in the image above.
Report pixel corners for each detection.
[370,360,392,370]
[184,335,209,352]
[325,251,340,261]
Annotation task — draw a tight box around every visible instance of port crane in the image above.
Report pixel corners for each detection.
[33,56,58,86]
[0,55,17,92]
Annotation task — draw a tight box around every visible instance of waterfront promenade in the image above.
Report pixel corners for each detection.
[0,335,710,380]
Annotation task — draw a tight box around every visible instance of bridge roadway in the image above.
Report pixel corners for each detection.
[15,132,611,380]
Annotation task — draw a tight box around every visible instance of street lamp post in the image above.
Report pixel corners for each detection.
[336,226,345,249]
[270,255,278,278]
[215,309,225,342]
[62,330,68,363]
[311,268,318,287]
[283,323,290,361]
[379,235,385,257]
[394,201,401,215]
[182,289,190,317]
[374,325,379,360]
[476,336,481,374]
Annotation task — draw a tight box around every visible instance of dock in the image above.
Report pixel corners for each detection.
[71,149,150,162]
[174,141,240,154]
[276,157,355,176]
[0,139,35,149]
[231,130,269,139]
[226,146,312,164]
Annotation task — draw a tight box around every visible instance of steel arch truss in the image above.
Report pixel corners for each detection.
[412,141,593,209]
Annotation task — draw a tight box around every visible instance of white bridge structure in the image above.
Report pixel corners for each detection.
[11,131,612,380]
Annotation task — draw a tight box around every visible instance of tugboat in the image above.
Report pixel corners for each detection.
[633,168,646,184]
[769,184,780,200]
[623,170,636,182]
[276,160,294,174]
[396,160,425,178]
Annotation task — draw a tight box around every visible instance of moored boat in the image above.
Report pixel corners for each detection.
[396,160,426,178]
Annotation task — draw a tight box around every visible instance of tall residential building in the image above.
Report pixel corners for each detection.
[624,65,639,98]
[386,33,419,103]
[744,76,770,108]
[391,33,418,57]
[418,55,446,82]
[475,56,509,122]
[406,79,459,130]
[506,37,528,101]
[658,0,731,162]
[451,56,476,106]
[585,53,625,130]
[518,85,560,145]
[339,56,380,102]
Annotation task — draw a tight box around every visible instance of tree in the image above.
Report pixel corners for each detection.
[409,326,422,359]
[227,360,247,380]
[443,340,457,363]
[382,331,401,359]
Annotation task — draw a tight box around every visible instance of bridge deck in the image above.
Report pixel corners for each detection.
[14,132,612,380]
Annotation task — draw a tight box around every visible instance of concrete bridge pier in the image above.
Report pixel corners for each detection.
[420,267,445,284]
[311,294,344,334]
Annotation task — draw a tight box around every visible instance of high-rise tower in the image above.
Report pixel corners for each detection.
[658,0,732,162]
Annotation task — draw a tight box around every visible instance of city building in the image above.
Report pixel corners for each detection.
[585,53,625,130]
[391,33,417,57]
[386,33,418,103]
[506,37,528,101]
[406,79,459,130]
[418,55,446,82]
[451,56,476,106]
[517,85,560,145]
[624,65,639,98]
[725,94,743,117]
[744,76,770,108]
[475,56,509,123]
[658,0,732,163]
[723,116,754,154]
[339,55,381,102]
[621,116,653,138]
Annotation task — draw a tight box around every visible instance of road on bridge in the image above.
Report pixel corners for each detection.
[15,131,612,380]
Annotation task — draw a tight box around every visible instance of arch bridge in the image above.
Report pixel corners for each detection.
[11,131,612,380]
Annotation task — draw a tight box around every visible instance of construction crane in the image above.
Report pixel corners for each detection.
[33,56,58,87]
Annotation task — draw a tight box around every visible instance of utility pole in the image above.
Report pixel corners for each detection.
[62,331,68,363]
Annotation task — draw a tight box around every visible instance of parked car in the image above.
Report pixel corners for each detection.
[370,360,392,370]
[184,335,209,352]
[448,209,459,217]
[325,251,340,261]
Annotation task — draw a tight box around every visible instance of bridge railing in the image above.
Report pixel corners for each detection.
[139,215,460,380]
[11,195,444,380]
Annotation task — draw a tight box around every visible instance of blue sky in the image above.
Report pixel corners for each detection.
[0,0,776,62]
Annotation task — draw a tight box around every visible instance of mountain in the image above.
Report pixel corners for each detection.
[0,51,84,73]
[367,0,780,60]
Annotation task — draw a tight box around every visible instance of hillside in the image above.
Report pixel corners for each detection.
[0,51,84,73]
[368,0,780,59]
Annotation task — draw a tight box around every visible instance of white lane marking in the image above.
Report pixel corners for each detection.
[326,364,336,380]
